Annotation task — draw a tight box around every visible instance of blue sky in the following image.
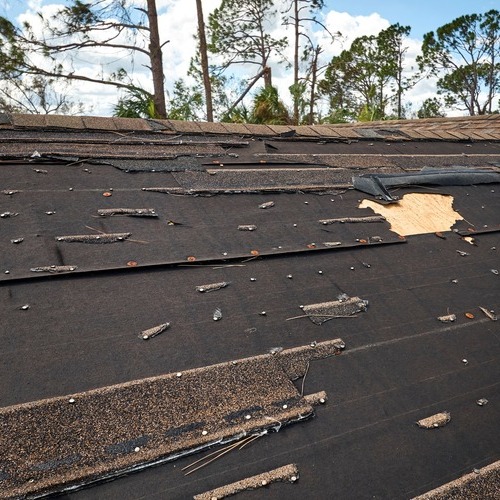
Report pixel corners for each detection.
[324,0,499,38]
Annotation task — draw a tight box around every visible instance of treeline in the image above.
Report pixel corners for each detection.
[0,1,499,123]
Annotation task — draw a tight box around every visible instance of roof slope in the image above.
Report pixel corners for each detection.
[0,113,499,499]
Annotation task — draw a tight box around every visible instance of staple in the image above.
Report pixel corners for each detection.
[139,322,170,340]
[33,168,48,174]
[11,238,24,244]
[196,282,229,293]
[2,190,20,195]
[238,225,257,231]
[323,241,342,247]
[456,250,470,256]
[30,265,78,273]
[55,233,131,244]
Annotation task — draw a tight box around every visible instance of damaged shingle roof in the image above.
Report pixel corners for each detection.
[0,113,499,500]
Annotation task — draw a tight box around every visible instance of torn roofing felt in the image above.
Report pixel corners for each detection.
[353,167,500,202]
[0,339,343,498]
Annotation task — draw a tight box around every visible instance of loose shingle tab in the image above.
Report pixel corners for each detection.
[0,340,341,497]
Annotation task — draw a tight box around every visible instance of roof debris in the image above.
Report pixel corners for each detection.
[139,322,170,340]
[476,398,489,406]
[323,241,342,247]
[479,307,497,321]
[97,208,158,217]
[319,215,385,225]
[301,296,368,325]
[193,463,299,500]
[213,307,223,321]
[259,201,275,209]
[437,314,456,323]
[30,265,78,273]
[456,250,470,257]
[0,211,18,218]
[238,224,257,231]
[196,282,229,293]
[2,190,20,195]
[416,412,451,429]
[55,233,131,243]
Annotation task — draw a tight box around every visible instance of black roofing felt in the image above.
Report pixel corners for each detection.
[0,118,499,499]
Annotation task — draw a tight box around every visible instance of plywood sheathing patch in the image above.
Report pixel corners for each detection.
[194,463,299,499]
[0,339,343,498]
[359,193,464,236]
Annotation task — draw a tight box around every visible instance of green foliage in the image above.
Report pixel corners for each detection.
[417,97,445,118]
[418,10,500,115]
[167,79,204,121]
[250,85,290,124]
[208,0,288,83]
[319,24,414,121]
[113,88,157,118]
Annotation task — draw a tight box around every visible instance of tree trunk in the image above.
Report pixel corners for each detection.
[263,66,272,87]
[293,0,299,125]
[196,0,213,122]
[308,47,319,125]
[146,0,167,119]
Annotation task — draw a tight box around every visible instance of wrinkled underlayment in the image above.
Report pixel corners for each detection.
[413,460,500,499]
[194,463,299,500]
[359,193,464,236]
[0,339,343,499]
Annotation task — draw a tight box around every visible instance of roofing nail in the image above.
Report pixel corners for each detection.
[202,430,208,436]
[290,476,298,482]
[4,270,10,274]
[176,372,182,378]
[350,266,355,271]
[244,415,251,420]
[287,274,293,279]
[45,211,55,215]
[318,270,323,274]
[462,359,468,365]
[304,201,308,205]
[69,187,73,191]
[491,269,499,275]
[259,311,266,316]
[319,398,326,404]
[134,447,140,452]
[20,304,30,310]
[222,252,228,256]
[282,404,288,409]
[451,279,458,283]
[68,398,75,404]
[250,277,257,281]
[293,224,297,227]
